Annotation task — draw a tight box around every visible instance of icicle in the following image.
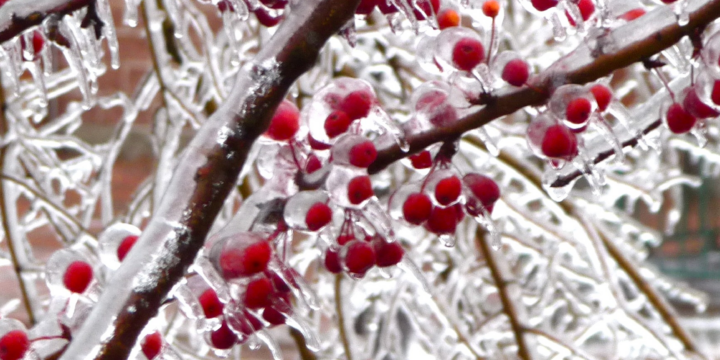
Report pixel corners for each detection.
[339,20,357,47]
[0,42,21,98]
[438,234,456,247]
[372,107,409,151]
[58,20,96,108]
[96,0,121,69]
[674,0,690,26]
[472,207,501,250]
[228,0,250,21]
[397,258,432,296]
[549,13,567,42]
[28,57,48,109]
[607,102,651,151]
[473,127,499,157]
[691,119,708,147]
[663,45,690,75]
[255,330,283,360]
[124,0,141,27]
[590,113,624,163]
[542,168,577,202]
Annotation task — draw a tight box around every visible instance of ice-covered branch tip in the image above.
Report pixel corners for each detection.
[57,1,360,359]
[0,0,93,43]
[367,0,720,175]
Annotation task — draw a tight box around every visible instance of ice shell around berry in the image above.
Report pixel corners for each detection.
[209,233,272,279]
[284,190,331,231]
[45,248,96,296]
[98,222,142,269]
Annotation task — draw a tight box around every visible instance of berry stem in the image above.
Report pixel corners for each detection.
[652,68,676,102]
[487,17,496,67]
[334,275,354,360]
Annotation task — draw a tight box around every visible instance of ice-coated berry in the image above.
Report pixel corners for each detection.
[265,100,299,141]
[378,0,399,14]
[566,0,594,26]
[344,240,376,275]
[541,124,577,159]
[683,87,719,119]
[531,0,558,11]
[324,110,352,138]
[305,202,333,231]
[63,261,93,294]
[356,0,377,14]
[452,37,484,72]
[426,206,459,234]
[501,59,529,87]
[347,176,374,205]
[434,175,462,206]
[464,173,500,216]
[199,288,224,318]
[32,31,44,55]
[141,332,163,360]
[438,9,460,29]
[218,241,272,279]
[324,249,343,273]
[337,234,355,246]
[244,277,274,309]
[372,238,404,267]
[348,141,377,168]
[262,307,286,325]
[0,330,29,360]
[210,321,238,350]
[482,0,500,17]
[403,192,433,225]
[117,235,138,261]
[255,7,284,27]
[260,0,288,9]
[305,154,322,173]
[409,150,433,169]
[339,90,374,121]
[565,98,592,124]
[590,84,612,112]
[414,0,441,20]
[665,103,696,134]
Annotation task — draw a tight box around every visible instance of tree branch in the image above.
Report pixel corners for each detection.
[57,1,360,359]
[0,0,94,43]
[367,0,720,175]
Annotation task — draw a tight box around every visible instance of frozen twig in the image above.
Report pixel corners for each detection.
[58,0,360,359]
[335,275,354,360]
[0,0,94,43]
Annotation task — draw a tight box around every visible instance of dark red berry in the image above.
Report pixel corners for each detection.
[217,0,234,12]
[665,103,696,134]
[337,234,355,246]
[712,80,720,106]
[501,59,529,87]
[141,332,163,360]
[683,87,719,119]
[218,241,272,279]
[348,141,377,168]
[590,84,612,112]
[438,9,460,29]
[305,202,332,231]
[378,0,399,14]
[541,124,578,159]
[308,134,332,150]
[565,98,592,124]
[305,154,322,173]
[255,7,284,27]
[262,307,286,325]
[414,0,441,20]
[237,311,263,336]
[402,192,433,225]
[0,330,29,360]
[434,176,462,206]
[482,0,500,17]
[117,235,138,261]
[463,173,500,216]
[32,31,44,56]
[565,0,594,26]
[198,289,224,318]
[356,0,377,14]
[260,0,288,9]
[339,90,374,121]
[210,321,238,350]
[531,0,558,11]
[344,241,376,275]
[324,249,343,273]
[244,277,274,309]
[372,238,404,267]
[63,261,93,294]
[347,176,374,205]
[426,206,459,234]
[265,100,299,141]
[452,38,484,72]
[409,151,433,169]
[324,110,352,138]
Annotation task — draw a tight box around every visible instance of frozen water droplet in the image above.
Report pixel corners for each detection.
[550,13,567,42]
[439,234,456,247]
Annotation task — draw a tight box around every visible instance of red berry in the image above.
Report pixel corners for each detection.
[0,330,29,360]
[244,277,274,309]
[372,238,404,267]
[409,151,433,169]
[426,206,459,234]
[337,234,355,246]
[265,100,299,141]
[565,98,592,124]
[348,141,377,168]
[236,310,264,336]
[565,0,594,26]
[347,176,374,205]
[344,241,376,275]
[308,134,332,150]
[339,91,374,121]
[452,38,484,72]
[712,80,720,106]
[260,0,288,9]
[324,110,352,139]
[434,175,462,206]
[255,7,284,27]
[683,87,719,119]
[438,9,460,29]
[453,203,465,222]
[414,0,441,20]
[324,249,343,273]
[262,307,286,325]
[218,241,272,279]
[665,103,696,134]
[402,192,433,225]
[198,289,224,318]
[217,0,234,12]
[531,0,558,11]
[305,154,322,173]
[463,173,500,216]
[482,0,500,17]
[356,0,377,14]
[63,261,93,294]
[501,59,529,87]
[141,332,163,360]
[305,202,333,231]
[378,0,399,14]
[210,321,238,350]
[541,124,578,159]
[618,8,645,21]
[117,235,138,261]
[32,32,44,56]
[590,84,612,112]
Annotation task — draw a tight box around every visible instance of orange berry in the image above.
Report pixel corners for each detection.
[437,9,460,29]
[482,0,500,18]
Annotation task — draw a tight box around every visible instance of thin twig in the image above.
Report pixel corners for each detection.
[290,327,317,360]
[335,275,354,360]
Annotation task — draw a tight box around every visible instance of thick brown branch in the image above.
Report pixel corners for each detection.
[58,1,360,359]
[368,0,720,175]
[0,0,93,43]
